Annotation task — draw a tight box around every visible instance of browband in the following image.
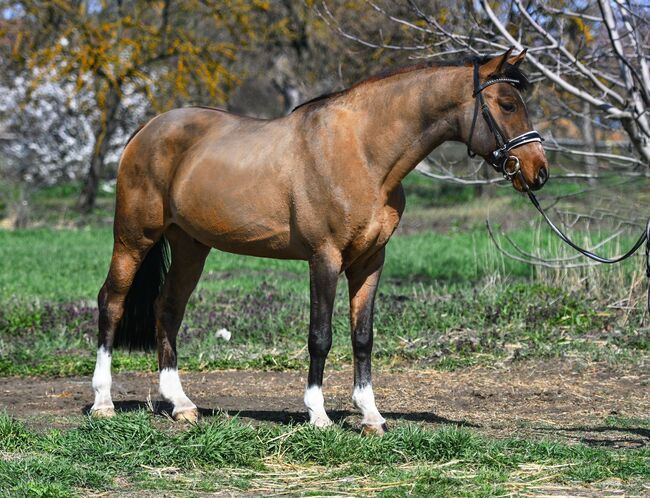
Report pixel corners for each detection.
[473,77,520,96]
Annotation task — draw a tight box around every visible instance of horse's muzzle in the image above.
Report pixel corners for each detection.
[530,165,549,191]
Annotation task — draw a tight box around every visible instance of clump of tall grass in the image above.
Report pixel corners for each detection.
[479,218,648,326]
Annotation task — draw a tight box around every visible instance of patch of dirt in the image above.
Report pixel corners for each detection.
[0,360,648,447]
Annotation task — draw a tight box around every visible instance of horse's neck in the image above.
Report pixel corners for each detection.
[347,66,467,194]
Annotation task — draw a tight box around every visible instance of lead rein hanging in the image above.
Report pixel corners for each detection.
[517,171,650,313]
[469,63,650,312]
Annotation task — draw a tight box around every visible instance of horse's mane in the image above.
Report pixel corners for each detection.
[292,54,531,113]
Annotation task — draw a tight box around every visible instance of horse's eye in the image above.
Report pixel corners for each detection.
[499,101,516,113]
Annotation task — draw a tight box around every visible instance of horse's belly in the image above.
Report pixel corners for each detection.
[169,150,311,259]
[197,222,307,260]
[171,194,308,260]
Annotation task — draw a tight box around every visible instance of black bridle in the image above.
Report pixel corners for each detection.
[467,62,650,309]
[467,62,544,181]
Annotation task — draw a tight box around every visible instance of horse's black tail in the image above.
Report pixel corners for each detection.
[113,237,170,351]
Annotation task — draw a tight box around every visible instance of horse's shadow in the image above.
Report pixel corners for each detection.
[530,424,650,448]
[81,400,477,429]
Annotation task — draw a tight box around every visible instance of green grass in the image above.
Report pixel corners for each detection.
[0,226,527,302]
[1,223,642,301]
[2,177,650,496]
[0,265,645,377]
[0,223,647,376]
[0,411,648,497]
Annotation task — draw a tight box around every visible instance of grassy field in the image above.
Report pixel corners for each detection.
[0,222,646,377]
[1,175,649,496]
[1,412,649,497]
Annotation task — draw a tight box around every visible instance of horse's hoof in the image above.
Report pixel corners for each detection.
[311,416,334,428]
[361,422,388,436]
[90,407,116,418]
[173,408,199,423]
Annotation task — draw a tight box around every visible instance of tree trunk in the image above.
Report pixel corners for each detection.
[581,101,598,185]
[77,85,121,214]
[621,118,650,166]
[474,158,495,198]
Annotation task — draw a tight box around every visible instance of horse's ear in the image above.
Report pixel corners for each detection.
[508,49,527,67]
[479,47,514,77]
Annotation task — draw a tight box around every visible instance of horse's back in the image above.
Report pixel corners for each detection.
[113,108,241,241]
[116,106,307,258]
[120,107,242,179]
[167,110,305,257]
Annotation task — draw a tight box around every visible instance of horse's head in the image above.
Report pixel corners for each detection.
[460,49,549,192]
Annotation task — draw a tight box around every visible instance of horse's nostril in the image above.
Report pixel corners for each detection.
[537,166,548,185]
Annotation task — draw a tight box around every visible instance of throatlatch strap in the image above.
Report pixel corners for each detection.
[467,64,482,158]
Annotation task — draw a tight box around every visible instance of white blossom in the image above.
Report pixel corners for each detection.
[0,67,148,186]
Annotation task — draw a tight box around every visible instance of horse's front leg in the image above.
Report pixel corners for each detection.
[346,248,387,435]
[304,250,341,427]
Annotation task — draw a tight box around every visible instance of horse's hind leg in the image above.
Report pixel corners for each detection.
[346,248,387,435]
[91,240,152,417]
[155,226,210,422]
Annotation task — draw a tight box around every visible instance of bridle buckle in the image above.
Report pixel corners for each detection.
[502,156,521,179]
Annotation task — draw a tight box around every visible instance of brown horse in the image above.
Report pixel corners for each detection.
[90,49,548,434]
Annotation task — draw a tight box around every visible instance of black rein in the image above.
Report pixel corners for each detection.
[467,62,650,310]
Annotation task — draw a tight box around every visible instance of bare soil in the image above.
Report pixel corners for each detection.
[1,360,648,448]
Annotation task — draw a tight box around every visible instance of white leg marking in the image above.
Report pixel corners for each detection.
[353,385,385,426]
[159,368,196,416]
[91,346,114,412]
[304,385,333,427]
